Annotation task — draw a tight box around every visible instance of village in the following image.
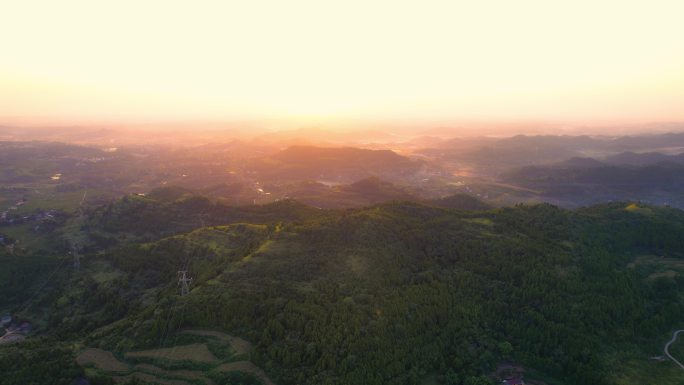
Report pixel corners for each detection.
[0,195,62,243]
[0,314,32,345]
[0,198,59,227]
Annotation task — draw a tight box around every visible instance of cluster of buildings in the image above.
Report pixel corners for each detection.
[495,364,527,385]
[0,206,58,228]
[0,314,31,345]
[0,198,27,223]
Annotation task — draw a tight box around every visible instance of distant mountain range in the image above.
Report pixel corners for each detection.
[250,145,426,183]
[501,152,684,207]
[417,132,684,169]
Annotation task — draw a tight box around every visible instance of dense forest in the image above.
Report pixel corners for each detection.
[2,193,684,385]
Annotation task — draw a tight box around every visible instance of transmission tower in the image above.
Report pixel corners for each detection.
[177,270,193,296]
[72,245,80,270]
[72,191,87,270]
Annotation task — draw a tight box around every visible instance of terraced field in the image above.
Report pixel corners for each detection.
[125,343,219,363]
[76,348,129,372]
[216,361,275,385]
[76,330,273,385]
[183,329,253,356]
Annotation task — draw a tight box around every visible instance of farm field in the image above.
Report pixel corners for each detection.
[77,329,271,385]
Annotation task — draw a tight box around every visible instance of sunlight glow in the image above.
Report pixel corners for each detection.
[1,0,683,124]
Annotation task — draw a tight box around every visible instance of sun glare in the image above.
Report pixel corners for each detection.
[1,0,684,124]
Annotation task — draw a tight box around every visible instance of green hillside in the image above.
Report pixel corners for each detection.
[2,198,684,385]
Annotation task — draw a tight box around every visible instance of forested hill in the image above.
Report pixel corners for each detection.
[2,198,684,385]
[250,145,424,182]
[82,194,330,247]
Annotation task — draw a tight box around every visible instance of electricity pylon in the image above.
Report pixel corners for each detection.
[177,270,193,296]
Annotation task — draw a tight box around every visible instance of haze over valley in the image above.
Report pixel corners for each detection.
[3,1,684,385]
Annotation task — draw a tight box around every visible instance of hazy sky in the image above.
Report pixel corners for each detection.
[1,0,683,126]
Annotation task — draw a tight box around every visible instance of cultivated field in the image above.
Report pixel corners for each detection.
[77,348,129,372]
[125,343,219,363]
[77,329,275,385]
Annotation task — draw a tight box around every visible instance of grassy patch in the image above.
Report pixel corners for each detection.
[208,370,263,385]
[628,255,684,281]
[625,203,654,215]
[123,355,215,372]
[613,357,684,385]
[113,371,197,385]
[125,343,219,364]
[134,363,211,385]
[1,222,59,251]
[77,348,130,373]
[182,329,254,356]
[206,339,235,361]
[462,217,493,226]
[214,361,274,385]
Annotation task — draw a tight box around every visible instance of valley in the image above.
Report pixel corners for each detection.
[2,131,684,385]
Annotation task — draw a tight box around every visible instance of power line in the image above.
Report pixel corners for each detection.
[69,190,88,271]
[15,256,70,316]
[72,245,80,270]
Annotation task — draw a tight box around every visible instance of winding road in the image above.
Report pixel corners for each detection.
[664,330,684,370]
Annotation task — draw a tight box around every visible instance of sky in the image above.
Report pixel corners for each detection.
[1,0,683,127]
